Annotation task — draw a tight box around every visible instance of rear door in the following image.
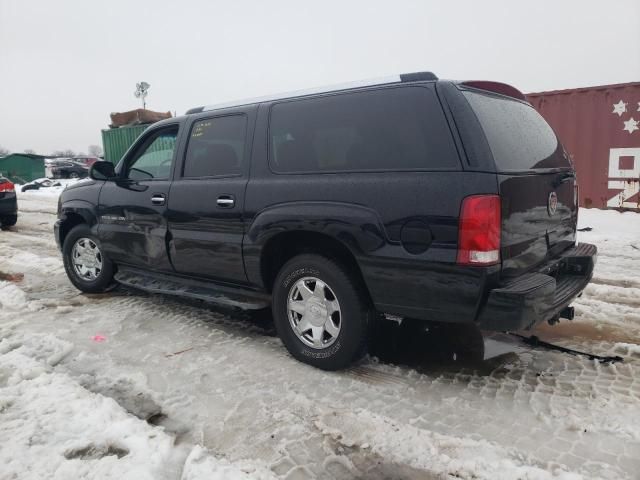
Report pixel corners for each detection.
[97,124,180,272]
[461,88,577,277]
[167,109,254,284]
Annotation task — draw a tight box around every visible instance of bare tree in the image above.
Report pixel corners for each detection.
[0,146,9,157]
[51,149,76,158]
[88,144,103,157]
[23,149,36,154]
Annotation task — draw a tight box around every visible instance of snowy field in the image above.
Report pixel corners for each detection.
[1,188,639,479]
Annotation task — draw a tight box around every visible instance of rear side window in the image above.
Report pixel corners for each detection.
[269,86,459,173]
[463,90,570,171]
[183,115,247,177]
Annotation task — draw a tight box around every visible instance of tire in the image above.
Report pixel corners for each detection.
[62,224,114,293]
[272,254,371,370]
[0,215,17,228]
[69,172,79,179]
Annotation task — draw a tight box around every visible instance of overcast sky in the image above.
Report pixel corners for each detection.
[1,0,639,155]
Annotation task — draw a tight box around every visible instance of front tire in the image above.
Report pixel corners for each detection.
[62,224,114,293]
[272,254,371,370]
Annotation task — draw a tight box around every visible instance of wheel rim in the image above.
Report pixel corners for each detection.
[70,172,79,178]
[71,237,103,281]
[287,276,341,349]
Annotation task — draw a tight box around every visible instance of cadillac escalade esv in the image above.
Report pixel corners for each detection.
[55,72,597,370]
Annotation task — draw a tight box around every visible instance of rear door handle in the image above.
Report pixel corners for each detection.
[151,194,166,206]
[217,195,235,208]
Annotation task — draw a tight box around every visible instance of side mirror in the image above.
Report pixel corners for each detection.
[89,161,116,181]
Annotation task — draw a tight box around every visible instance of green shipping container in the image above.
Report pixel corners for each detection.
[0,153,46,184]
[101,125,148,165]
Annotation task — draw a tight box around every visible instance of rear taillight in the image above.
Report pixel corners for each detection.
[0,181,15,193]
[457,195,501,266]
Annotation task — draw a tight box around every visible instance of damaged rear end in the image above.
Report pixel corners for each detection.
[448,81,597,331]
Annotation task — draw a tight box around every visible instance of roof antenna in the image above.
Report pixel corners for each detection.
[134,82,150,110]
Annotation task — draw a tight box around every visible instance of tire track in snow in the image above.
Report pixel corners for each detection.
[590,276,640,290]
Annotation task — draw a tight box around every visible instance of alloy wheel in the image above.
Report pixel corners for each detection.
[287,276,342,349]
[71,237,103,281]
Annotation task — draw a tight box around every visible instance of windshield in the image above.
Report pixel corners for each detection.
[463,90,571,172]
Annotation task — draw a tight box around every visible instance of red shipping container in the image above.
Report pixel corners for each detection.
[527,82,640,210]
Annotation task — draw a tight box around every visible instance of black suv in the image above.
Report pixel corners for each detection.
[55,72,596,370]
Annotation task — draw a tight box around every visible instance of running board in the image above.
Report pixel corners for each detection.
[114,268,271,310]
[510,334,624,364]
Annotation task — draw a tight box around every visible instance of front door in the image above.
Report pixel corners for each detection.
[167,112,253,284]
[98,124,180,272]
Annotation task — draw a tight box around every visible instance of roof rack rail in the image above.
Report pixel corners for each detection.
[186,71,438,114]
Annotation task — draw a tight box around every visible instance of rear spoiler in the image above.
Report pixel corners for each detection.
[460,81,527,102]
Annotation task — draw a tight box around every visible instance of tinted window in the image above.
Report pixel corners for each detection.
[269,87,459,173]
[463,90,570,171]
[183,115,247,177]
[127,127,178,180]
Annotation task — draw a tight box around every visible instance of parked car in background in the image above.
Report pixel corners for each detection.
[0,175,18,228]
[21,178,62,192]
[55,72,597,370]
[49,159,89,179]
[72,157,100,168]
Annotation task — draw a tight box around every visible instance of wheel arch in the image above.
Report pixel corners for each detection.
[245,201,387,299]
[259,230,372,303]
[59,202,98,247]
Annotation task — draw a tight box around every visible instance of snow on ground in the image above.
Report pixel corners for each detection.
[1,191,639,479]
[12,178,81,215]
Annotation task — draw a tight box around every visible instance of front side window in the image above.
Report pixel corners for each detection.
[183,115,247,178]
[269,86,459,173]
[126,127,178,180]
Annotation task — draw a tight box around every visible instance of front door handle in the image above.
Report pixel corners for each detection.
[217,195,235,208]
[151,194,166,206]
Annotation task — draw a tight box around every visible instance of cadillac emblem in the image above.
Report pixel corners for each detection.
[548,191,558,216]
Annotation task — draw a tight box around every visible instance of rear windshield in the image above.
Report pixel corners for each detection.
[463,90,571,171]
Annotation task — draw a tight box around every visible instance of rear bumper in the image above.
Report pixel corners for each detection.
[477,243,597,331]
[0,195,18,216]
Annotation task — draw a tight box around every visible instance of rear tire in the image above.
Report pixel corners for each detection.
[0,215,17,228]
[62,224,114,293]
[272,254,371,370]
